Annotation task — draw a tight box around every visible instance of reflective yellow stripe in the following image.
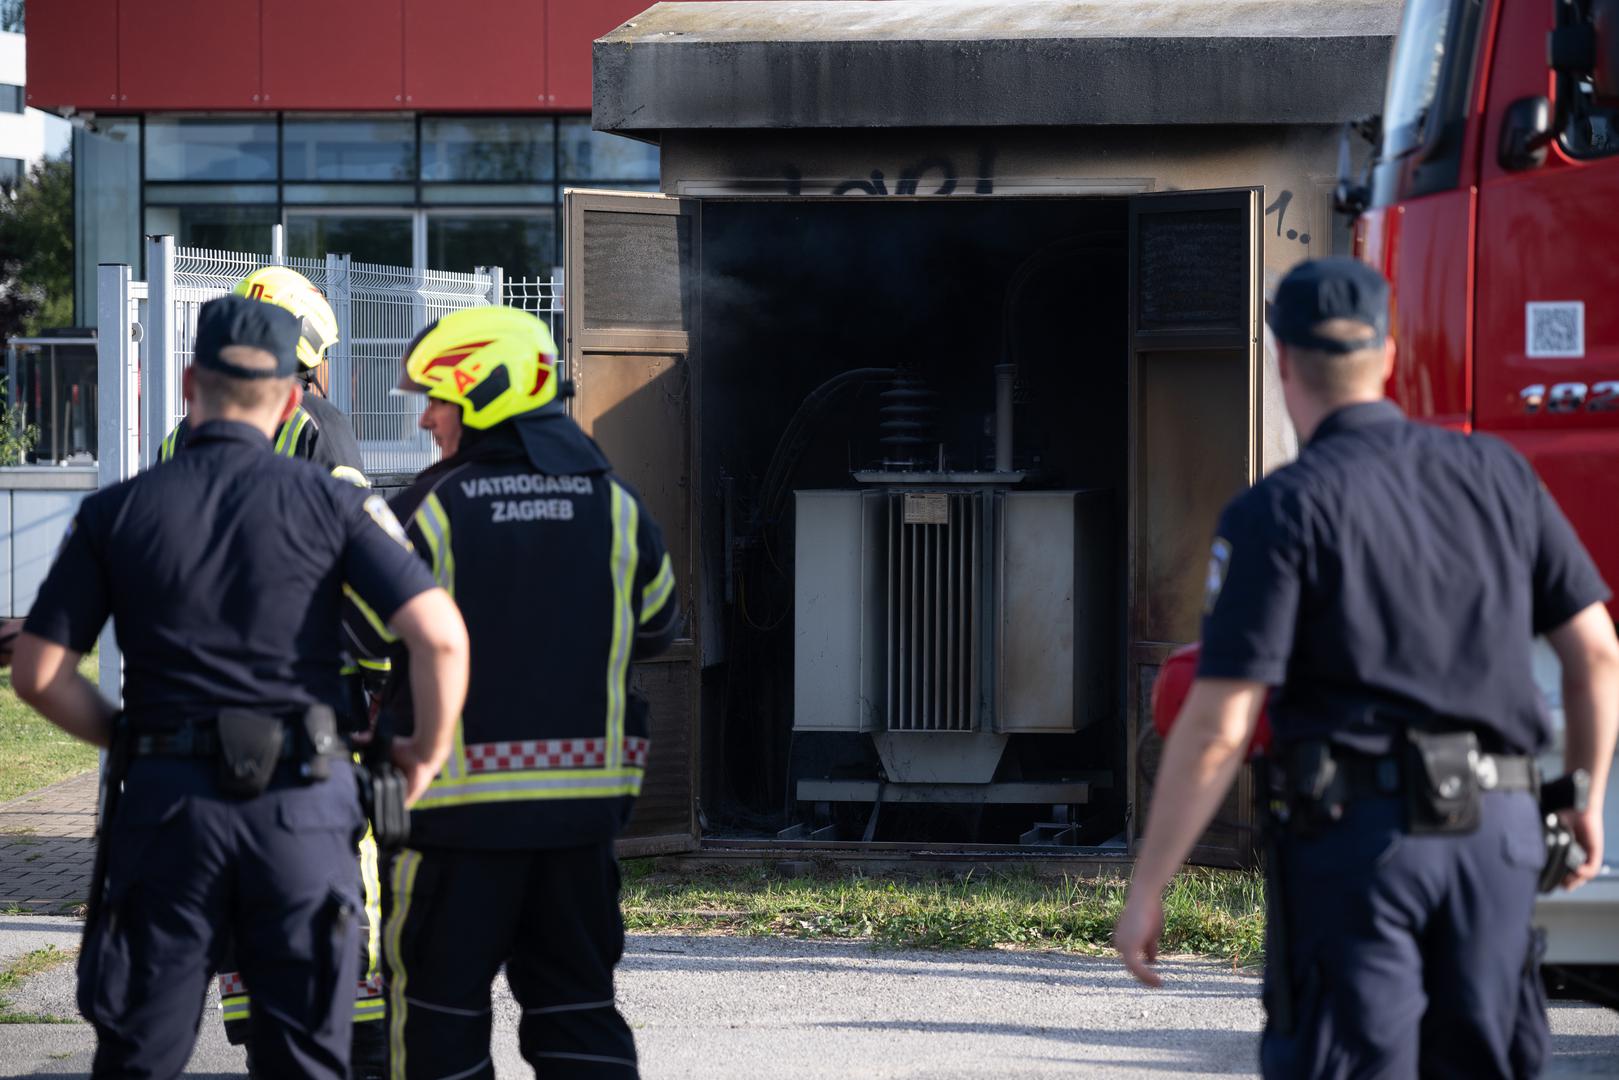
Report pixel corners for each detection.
[357,657,392,672]
[384,849,423,1080]
[412,492,454,597]
[359,827,381,978]
[443,716,468,780]
[639,553,675,625]
[159,425,180,462]
[275,408,311,457]
[345,584,399,645]
[221,996,250,1022]
[606,482,639,770]
[354,1003,387,1022]
[331,464,370,488]
[412,767,646,810]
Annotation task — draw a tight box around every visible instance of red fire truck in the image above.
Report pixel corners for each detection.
[1339,0,1619,1002]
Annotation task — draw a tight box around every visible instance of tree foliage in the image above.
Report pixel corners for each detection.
[0,157,74,342]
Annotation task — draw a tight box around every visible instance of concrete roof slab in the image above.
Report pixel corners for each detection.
[595,0,1398,132]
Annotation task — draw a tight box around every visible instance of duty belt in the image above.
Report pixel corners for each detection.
[1320,748,1537,799]
[132,723,300,760]
[1268,732,1538,837]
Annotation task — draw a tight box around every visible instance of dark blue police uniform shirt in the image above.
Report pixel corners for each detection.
[1197,400,1609,755]
[23,420,435,730]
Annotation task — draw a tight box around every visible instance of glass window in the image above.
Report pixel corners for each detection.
[427,212,558,280]
[286,214,414,267]
[419,183,554,204]
[283,118,416,181]
[145,118,277,181]
[143,183,277,205]
[0,156,22,189]
[0,84,23,114]
[74,118,141,324]
[421,117,553,182]
[145,205,279,252]
[1380,0,1456,160]
[559,118,659,181]
[282,183,415,205]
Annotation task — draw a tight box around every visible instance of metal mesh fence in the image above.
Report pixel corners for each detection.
[162,246,499,476]
[502,276,565,344]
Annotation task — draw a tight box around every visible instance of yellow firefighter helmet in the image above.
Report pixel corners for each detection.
[396,306,560,430]
[233,266,339,370]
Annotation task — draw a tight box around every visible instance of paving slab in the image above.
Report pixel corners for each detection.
[0,773,97,917]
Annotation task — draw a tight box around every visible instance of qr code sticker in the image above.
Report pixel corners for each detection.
[1526,302,1585,358]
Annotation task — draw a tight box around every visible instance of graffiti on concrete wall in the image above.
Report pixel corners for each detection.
[1264,190,1311,246]
[781,148,998,196]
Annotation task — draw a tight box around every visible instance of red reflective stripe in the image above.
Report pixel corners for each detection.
[463,737,649,774]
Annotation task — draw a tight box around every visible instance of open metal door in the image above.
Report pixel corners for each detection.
[1125,188,1263,867]
[565,190,701,857]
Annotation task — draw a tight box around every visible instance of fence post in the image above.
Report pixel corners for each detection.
[144,236,176,470]
[489,266,504,307]
[95,263,138,705]
[271,224,286,265]
[327,253,353,414]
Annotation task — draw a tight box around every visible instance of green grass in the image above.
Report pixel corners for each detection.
[0,652,100,804]
[0,945,80,1024]
[621,864,1266,967]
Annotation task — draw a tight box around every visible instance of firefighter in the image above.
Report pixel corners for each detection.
[351,306,678,1079]
[1114,258,1619,1078]
[10,294,468,1078]
[160,265,367,484]
[158,266,389,1077]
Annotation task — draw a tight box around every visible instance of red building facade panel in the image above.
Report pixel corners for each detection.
[117,0,261,109]
[264,0,406,109]
[26,0,668,112]
[402,0,547,110]
[23,0,118,109]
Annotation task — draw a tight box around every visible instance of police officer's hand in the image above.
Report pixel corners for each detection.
[1561,808,1605,890]
[388,737,439,807]
[1113,890,1166,988]
[0,618,23,668]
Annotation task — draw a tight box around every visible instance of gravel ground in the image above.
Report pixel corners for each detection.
[2,934,1616,1078]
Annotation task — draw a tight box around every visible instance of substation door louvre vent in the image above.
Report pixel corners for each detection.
[885,491,981,732]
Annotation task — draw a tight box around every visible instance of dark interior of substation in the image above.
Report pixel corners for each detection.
[694,198,1134,844]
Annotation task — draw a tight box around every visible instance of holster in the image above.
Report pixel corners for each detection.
[216,709,285,798]
[296,705,341,782]
[1538,769,1591,893]
[1402,729,1482,835]
[361,764,411,849]
[358,724,410,849]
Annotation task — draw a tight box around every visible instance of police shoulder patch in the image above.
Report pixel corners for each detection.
[363,494,413,551]
[1203,537,1232,615]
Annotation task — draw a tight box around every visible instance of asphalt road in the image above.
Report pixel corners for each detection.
[3,928,1617,1078]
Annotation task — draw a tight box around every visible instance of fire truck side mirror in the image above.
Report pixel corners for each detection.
[1499,96,1554,171]
[1332,120,1371,217]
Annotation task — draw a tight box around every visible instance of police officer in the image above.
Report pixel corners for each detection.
[349,306,678,1079]
[11,295,470,1078]
[1113,258,1619,1078]
[160,265,367,484]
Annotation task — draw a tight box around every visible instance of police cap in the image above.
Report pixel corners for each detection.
[194,294,302,379]
[1266,257,1390,354]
